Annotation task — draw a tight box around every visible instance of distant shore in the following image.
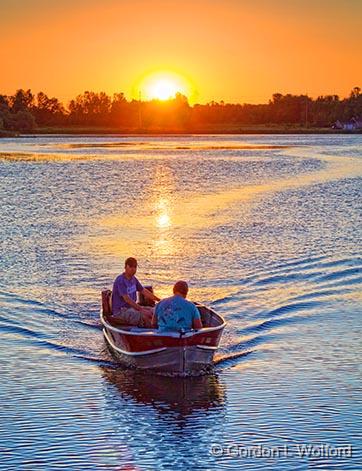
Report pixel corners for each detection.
[1,125,361,138]
[0,130,17,137]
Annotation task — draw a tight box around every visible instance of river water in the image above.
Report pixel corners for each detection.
[0,134,361,470]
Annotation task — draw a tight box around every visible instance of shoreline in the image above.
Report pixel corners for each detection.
[1,127,361,138]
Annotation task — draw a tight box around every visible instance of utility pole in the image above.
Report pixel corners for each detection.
[305,92,308,128]
[138,90,143,130]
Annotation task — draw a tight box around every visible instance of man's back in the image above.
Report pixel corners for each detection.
[155,294,201,332]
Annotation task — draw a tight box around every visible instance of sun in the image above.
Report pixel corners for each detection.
[149,78,179,100]
[135,71,193,101]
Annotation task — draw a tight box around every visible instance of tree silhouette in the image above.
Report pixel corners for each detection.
[0,87,361,133]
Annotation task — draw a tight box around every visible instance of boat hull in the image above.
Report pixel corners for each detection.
[103,326,221,375]
[100,291,226,376]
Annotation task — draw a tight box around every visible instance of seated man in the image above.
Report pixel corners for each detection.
[152,280,202,332]
[112,257,160,327]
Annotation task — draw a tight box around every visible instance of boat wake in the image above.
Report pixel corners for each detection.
[0,248,360,375]
[210,252,361,369]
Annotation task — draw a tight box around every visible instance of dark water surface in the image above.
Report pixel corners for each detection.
[0,134,361,470]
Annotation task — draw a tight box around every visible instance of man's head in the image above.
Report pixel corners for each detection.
[124,257,137,277]
[173,280,189,298]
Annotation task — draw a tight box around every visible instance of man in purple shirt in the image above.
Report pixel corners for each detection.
[112,257,160,327]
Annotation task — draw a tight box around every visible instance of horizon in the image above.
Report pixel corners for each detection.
[1,86,361,134]
[1,0,361,105]
[1,87,360,108]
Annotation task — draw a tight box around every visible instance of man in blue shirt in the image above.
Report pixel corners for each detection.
[112,257,160,327]
[152,281,202,332]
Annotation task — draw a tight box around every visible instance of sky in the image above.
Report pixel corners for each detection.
[0,0,361,105]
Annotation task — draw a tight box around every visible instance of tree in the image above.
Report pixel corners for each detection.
[14,110,36,131]
[34,92,66,125]
[350,86,361,99]
[68,91,111,124]
[110,92,129,126]
[10,89,34,112]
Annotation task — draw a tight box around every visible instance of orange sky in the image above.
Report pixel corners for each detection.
[0,0,361,105]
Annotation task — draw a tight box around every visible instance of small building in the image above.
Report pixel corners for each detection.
[333,117,362,130]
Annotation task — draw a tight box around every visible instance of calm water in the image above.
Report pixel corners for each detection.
[0,134,361,470]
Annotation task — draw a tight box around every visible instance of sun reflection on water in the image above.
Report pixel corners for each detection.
[155,197,172,229]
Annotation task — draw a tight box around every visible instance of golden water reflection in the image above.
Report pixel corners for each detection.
[87,150,362,261]
[155,197,172,229]
[149,166,177,256]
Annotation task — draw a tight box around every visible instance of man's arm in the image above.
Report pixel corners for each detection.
[151,310,158,328]
[142,287,160,303]
[122,294,148,314]
[192,305,203,330]
[193,318,203,330]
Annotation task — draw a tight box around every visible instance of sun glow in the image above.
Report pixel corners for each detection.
[149,78,179,100]
[135,71,193,101]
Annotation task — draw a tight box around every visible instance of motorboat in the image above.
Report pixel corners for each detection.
[100,289,226,376]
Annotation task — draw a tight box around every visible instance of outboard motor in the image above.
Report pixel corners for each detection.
[101,289,112,316]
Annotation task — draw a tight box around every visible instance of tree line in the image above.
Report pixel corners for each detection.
[0,87,360,132]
